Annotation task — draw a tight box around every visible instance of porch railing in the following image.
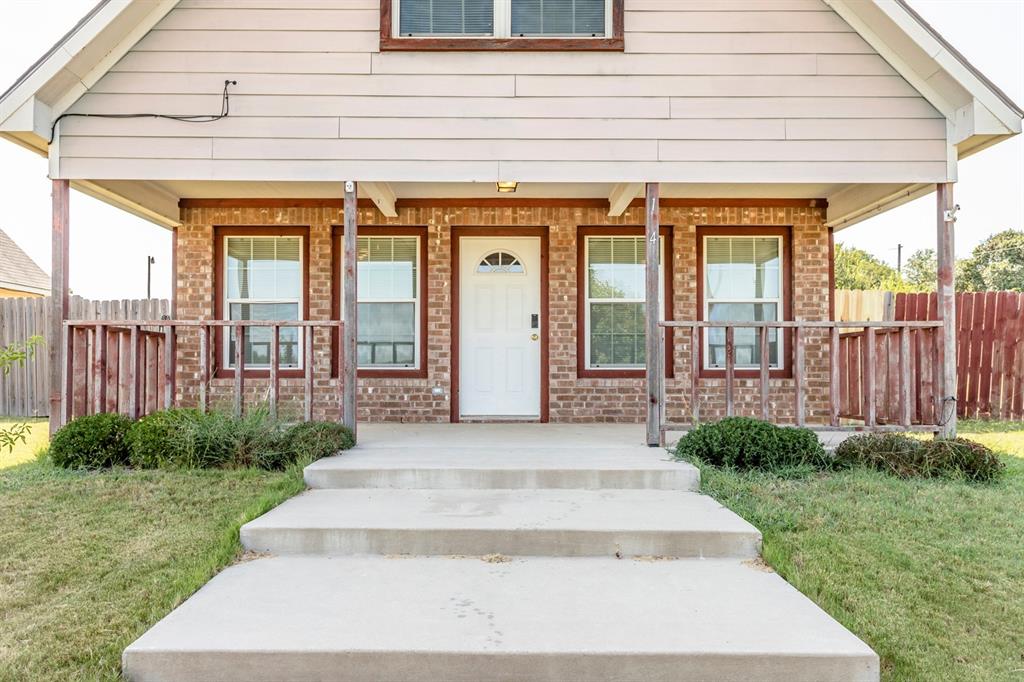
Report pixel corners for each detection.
[657,320,945,441]
[61,320,345,427]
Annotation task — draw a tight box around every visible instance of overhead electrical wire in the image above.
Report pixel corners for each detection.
[47,79,236,145]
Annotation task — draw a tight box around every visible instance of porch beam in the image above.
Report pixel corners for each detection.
[936,182,957,438]
[342,181,359,436]
[361,181,397,218]
[644,182,662,447]
[49,179,69,435]
[607,182,642,217]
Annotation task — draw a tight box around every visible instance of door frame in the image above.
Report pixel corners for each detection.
[451,226,550,423]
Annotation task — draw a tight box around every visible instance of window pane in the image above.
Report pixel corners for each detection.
[359,302,416,367]
[400,0,493,35]
[705,236,780,300]
[358,237,417,300]
[705,302,780,368]
[228,302,300,369]
[589,302,644,367]
[226,236,301,300]
[588,236,644,300]
[512,0,605,35]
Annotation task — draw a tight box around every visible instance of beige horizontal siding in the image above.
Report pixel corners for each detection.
[60,0,950,184]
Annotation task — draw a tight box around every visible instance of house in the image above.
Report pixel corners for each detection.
[0,0,1020,444]
[0,228,49,297]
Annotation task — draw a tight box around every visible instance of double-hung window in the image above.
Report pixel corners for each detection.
[702,234,785,370]
[223,235,303,370]
[385,0,621,48]
[583,234,665,371]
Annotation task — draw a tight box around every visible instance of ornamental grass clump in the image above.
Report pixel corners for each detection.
[674,416,826,472]
[49,413,133,469]
[280,421,354,467]
[832,433,1004,482]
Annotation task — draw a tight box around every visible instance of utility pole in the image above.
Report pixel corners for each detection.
[146,255,155,299]
[896,243,903,275]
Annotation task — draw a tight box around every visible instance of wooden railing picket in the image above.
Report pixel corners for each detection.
[234,324,244,417]
[724,326,735,417]
[759,325,770,421]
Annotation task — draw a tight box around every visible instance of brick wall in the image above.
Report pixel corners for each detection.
[175,202,830,423]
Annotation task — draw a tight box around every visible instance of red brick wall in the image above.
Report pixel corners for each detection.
[175,203,830,423]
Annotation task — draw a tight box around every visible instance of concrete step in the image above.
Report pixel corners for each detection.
[304,447,699,490]
[122,556,879,682]
[240,488,761,558]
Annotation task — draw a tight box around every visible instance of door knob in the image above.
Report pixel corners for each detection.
[530,334,539,341]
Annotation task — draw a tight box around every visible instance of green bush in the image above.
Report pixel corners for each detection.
[126,408,201,468]
[281,421,355,466]
[50,413,133,469]
[834,433,1004,481]
[160,408,281,470]
[674,417,826,471]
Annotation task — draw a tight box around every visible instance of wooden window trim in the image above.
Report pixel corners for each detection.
[213,226,310,380]
[696,225,794,380]
[331,225,429,379]
[576,225,674,380]
[379,0,624,51]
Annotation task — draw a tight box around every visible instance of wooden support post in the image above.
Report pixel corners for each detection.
[342,181,359,435]
[93,324,106,415]
[234,324,244,417]
[725,326,735,417]
[163,326,174,410]
[690,325,700,425]
[304,326,314,422]
[865,326,877,427]
[830,326,841,427]
[198,324,209,413]
[937,182,958,438]
[760,325,770,420]
[794,325,805,427]
[49,179,70,433]
[269,324,279,420]
[644,182,661,446]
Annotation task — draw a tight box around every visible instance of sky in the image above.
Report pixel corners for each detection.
[0,0,1021,299]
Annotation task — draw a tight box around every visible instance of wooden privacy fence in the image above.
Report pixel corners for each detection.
[0,297,169,417]
[61,320,345,426]
[656,320,943,443]
[895,291,1024,421]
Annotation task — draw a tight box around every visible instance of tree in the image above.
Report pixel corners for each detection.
[956,230,1024,292]
[902,248,936,291]
[834,244,907,291]
[0,336,44,454]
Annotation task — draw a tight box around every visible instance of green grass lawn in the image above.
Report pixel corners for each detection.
[692,419,1024,682]
[0,418,49,469]
[0,461,304,681]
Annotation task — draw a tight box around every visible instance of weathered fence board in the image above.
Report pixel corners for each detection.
[0,296,170,417]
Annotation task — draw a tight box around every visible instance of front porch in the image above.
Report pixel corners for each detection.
[48,184,960,444]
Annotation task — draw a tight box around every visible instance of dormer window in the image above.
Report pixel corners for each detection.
[381,0,623,50]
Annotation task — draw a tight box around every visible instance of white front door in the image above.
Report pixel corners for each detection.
[459,236,542,418]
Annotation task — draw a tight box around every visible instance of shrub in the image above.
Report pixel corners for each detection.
[126,408,201,468]
[280,421,355,467]
[50,413,133,469]
[832,433,1004,481]
[674,417,826,471]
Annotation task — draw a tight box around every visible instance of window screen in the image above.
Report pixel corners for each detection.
[399,0,494,35]
[511,0,605,36]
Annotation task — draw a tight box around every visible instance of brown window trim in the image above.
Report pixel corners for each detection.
[576,225,674,380]
[331,225,429,379]
[696,225,794,380]
[379,0,624,51]
[213,226,311,380]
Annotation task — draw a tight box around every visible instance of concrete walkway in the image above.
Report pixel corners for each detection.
[123,424,879,682]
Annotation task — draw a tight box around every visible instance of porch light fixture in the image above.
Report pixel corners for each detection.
[496,181,518,193]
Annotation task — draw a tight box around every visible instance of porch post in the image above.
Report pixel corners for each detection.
[645,182,662,446]
[48,179,70,435]
[341,181,358,436]
[936,182,957,438]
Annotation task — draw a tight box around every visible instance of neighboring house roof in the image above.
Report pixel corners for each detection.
[0,228,50,295]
